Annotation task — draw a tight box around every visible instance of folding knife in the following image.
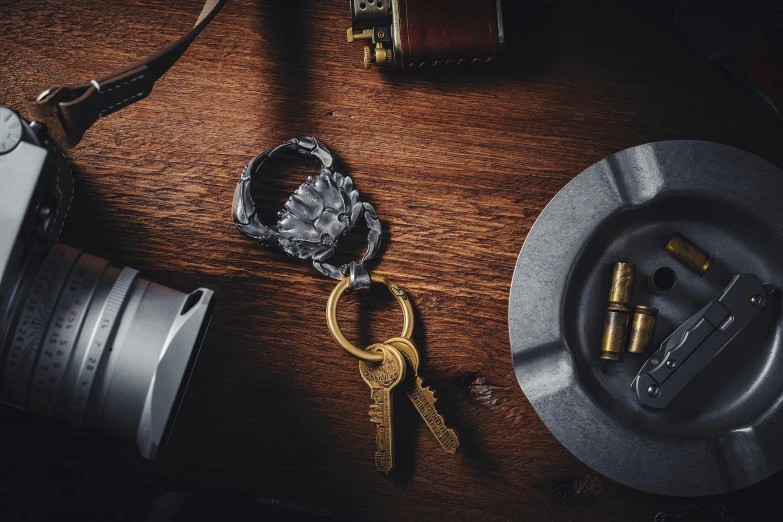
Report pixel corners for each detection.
[631,274,771,409]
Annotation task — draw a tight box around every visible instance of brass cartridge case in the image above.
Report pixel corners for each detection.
[608,262,635,306]
[627,305,658,356]
[601,304,630,361]
[600,262,636,361]
[664,233,713,276]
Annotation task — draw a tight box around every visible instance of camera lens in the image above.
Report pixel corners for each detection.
[0,243,214,459]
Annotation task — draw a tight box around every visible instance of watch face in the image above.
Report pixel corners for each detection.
[0,107,23,154]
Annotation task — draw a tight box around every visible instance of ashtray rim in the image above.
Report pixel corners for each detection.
[508,140,783,496]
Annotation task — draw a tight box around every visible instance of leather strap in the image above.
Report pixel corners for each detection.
[24,0,227,148]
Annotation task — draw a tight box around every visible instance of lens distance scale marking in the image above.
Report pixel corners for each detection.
[29,253,107,417]
[1,245,80,409]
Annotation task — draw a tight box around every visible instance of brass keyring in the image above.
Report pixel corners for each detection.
[326,274,414,362]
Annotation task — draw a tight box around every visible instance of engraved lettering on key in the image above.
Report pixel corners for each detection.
[385,337,460,454]
[359,343,405,473]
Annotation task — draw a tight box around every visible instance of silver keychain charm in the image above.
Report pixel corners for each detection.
[232,137,381,289]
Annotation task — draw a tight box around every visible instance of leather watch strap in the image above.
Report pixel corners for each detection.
[24,0,227,148]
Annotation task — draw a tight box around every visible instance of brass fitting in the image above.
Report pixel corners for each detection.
[363,43,393,69]
[664,233,713,276]
[627,305,658,356]
[347,28,374,42]
[348,26,393,69]
[363,46,372,68]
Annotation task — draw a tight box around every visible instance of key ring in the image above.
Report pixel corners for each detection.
[326,273,414,362]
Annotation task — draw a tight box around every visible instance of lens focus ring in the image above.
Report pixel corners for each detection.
[68,267,138,428]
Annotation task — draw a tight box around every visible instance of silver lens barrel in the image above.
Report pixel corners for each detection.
[88,277,214,459]
[0,243,214,459]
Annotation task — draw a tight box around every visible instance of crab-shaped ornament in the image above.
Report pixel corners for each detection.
[232,137,381,281]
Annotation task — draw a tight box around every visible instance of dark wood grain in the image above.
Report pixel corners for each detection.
[2,1,783,521]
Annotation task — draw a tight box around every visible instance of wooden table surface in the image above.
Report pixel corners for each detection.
[3,1,783,520]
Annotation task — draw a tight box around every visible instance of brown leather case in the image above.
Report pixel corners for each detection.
[396,0,501,68]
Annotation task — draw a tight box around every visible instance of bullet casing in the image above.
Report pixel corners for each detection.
[601,304,630,361]
[664,233,713,276]
[627,305,658,356]
[608,262,635,305]
[600,262,636,362]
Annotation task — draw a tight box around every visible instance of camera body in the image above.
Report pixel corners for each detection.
[0,106,215,459]
[0,106,72,348]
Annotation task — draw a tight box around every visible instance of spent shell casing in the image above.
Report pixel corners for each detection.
[600,262,635,362]
[627,305,658,356]
[601,304,630,361]
[608,262,635,306]
[664,232,713,276]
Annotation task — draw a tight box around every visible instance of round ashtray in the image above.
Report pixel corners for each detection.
[508,141,783,496]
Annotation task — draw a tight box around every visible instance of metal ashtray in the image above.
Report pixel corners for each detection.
[508,141,783,496]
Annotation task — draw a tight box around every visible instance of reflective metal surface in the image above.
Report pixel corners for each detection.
[631,274,769,410]
[0,106,215,460]
[232,137,381,287]
[509,141,783,496]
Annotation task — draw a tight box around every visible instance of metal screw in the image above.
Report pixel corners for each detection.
[651,359,659,366]
[377,31,385,38]
[751,294,765,308]
[648,384,661,398]
[666,360,677,369]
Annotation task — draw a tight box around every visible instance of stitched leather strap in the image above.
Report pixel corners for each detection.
[24,0,227,148]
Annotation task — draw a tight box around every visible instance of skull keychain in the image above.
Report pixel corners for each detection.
[232,137,459,472]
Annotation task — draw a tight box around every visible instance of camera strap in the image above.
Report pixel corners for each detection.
[24,0,227,148]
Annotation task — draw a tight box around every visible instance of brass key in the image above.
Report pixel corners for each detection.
[386,337,460,454]
[359,343,406,473]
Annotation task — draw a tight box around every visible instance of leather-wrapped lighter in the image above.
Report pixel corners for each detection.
[347,0,505,69]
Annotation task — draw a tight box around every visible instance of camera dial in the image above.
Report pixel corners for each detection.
[0,107,23,154]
